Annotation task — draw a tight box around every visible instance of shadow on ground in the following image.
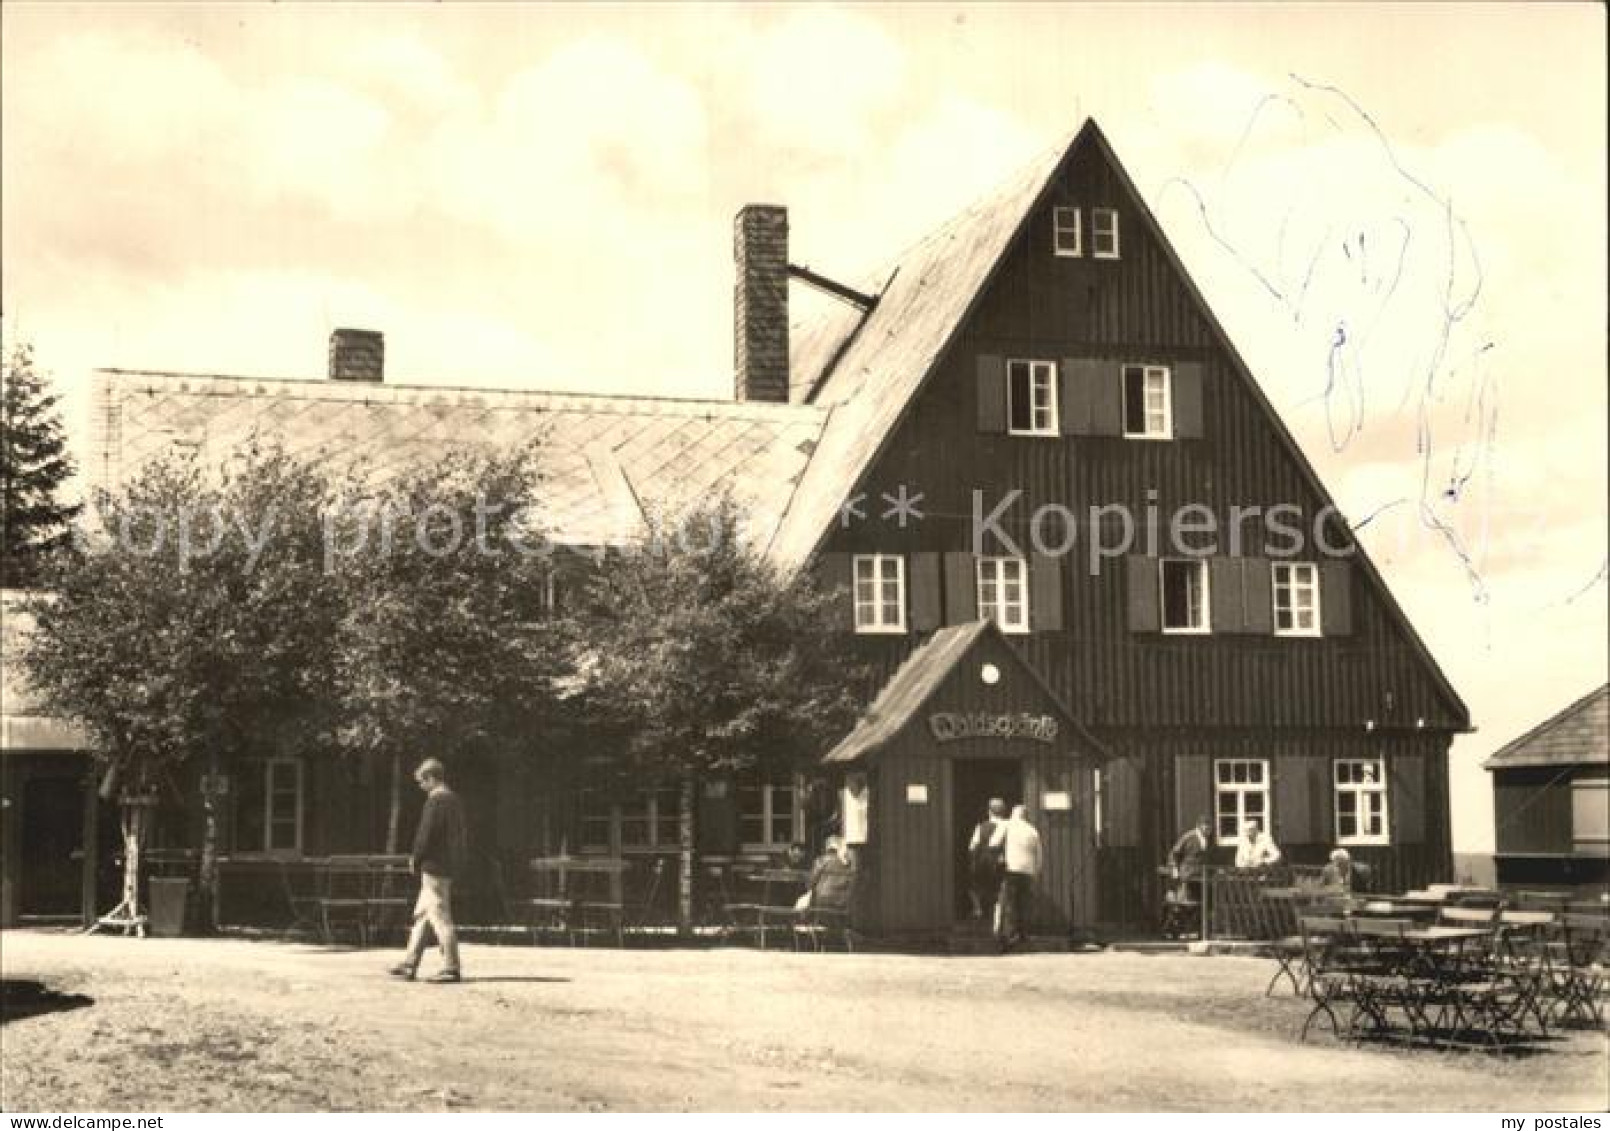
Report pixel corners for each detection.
[1,979,94,1025]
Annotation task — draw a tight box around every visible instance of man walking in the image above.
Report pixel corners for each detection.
[990,804,1043,950]
[966,798,1008,923]
[389,758,467,983]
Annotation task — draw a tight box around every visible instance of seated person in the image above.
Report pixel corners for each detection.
[1168,814,1212,881]
[1319,847,1371,893]
[1233,820,1282,869]
[794,836,855,912]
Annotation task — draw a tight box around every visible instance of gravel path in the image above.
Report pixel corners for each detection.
[2,930,1605,1111]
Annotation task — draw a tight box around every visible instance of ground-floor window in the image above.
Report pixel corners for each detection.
[233,757,304,855]
[1572,772,1609,853]
[1213,758,1268,845]
[739,774,802,852]
[1334,757,1389,845]
[579,787,680,853]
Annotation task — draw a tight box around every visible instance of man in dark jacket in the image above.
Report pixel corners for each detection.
[389,758,467,983]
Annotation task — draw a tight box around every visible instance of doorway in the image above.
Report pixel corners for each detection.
[20,775,85,918]
[951,758,1022,921]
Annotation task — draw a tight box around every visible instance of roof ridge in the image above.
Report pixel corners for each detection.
[94,368,826,422]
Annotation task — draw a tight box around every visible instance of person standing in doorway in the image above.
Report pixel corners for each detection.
[966,798,1009,923]
[389,758,467,984]
[991,804,1043,949]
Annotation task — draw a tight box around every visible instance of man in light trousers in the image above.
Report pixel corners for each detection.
[389,757,467,983]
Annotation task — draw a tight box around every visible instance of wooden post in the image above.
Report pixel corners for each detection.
[79,766,98,928]
[677,775,695,937]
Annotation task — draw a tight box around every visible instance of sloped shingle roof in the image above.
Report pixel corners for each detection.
[89,372,826,549]
[1483,684,1609,770]
[769,138,1069,567]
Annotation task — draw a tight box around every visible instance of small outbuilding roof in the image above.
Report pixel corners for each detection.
[821,619,1105,765]
[1482,683,1609,771]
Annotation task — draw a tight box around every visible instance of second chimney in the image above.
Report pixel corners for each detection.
[733,205,789,403]
[329,328,384,383]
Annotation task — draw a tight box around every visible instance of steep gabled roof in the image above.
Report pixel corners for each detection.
[89,371,826,550]
[769,136,1070,566]
[1483,684,1609,770]
[769,119,1470,730]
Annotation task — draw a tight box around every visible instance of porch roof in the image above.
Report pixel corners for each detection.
[822,620,1105,765]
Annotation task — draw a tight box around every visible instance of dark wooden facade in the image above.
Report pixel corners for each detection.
[812,130,1464,930]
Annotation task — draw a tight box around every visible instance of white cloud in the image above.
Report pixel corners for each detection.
[744,6,905,155]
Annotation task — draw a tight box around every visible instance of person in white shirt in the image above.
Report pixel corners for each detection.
[1234,819,1282,869]
[989,805,1043,947]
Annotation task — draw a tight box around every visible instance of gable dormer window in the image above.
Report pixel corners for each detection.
[1007,359,1059,435]
[1053,207,1082,257]
[1092,208,1121,259]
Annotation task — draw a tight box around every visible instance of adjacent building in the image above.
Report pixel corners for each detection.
[1484,683,1609,896]
[57,120,1469,939]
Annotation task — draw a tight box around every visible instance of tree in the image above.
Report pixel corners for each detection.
[570,497,867,932]
[328,443,566,853]
[2,339,81,587]
[18,443,344,930]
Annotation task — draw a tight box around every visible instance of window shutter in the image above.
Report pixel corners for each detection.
[1273,758,1318,846]
[1320,561,1354,635]
[910,552,942,632]
[943,551,977,624]
[1173,361,1205,439]
[1105,756,1142,848]
[1391,753,1425,845]
[1090,362,1124,435]
[1125,556,1160,632]
[1029,553,1063,631]
[977,355,1007,433]
[1059,357,1101,435]
[697,776,738,856]
[1174,754,1212,835]
[1240,558,1274,634]
[1209,557,1245,633]
[817,552,854,632]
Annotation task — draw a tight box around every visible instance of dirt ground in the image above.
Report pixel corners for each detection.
[2,929,1605,1112]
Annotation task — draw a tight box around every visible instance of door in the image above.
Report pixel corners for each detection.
[951,758,1022,921]
[20,775,85,917]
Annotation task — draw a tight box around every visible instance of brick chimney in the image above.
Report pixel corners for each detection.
[328,328,384,383]
[733,204,789,403]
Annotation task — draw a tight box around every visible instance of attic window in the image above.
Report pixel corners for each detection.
[1123,365,1172,438]
[1053,207,1082,257]
[1092,208,1121,259]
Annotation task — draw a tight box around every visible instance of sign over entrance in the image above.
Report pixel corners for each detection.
[927,712,1059,744]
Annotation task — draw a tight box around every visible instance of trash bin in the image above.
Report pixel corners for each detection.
[148,877,190,937]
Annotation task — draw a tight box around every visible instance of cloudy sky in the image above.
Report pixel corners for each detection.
[3,2,1605,854]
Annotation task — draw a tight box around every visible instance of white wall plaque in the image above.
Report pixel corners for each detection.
[1042,790,1072,811]
[905,783,929,804]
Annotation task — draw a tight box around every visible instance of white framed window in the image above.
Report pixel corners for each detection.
[1334,758,1389,846]
[1571,773,1609,853]
[1160,558,1209,634]
[977,555,1030,634]
[1092,208,1121,258]
[1007,359,1059,436]
[739,774,803,852]
[1214,759,1270,845]
[1052,207,1082,257]
[853,554,906,634]
[1122,364,1172,438]
[1273,562,1321,636]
